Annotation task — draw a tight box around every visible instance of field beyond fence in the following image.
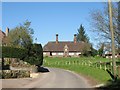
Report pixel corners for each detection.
[43,57,120,84]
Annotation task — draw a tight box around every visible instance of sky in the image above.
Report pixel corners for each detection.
[2,2,105,48]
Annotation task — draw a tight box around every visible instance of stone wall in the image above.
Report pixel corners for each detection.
[1,58,38,79]
[1,70,30,79]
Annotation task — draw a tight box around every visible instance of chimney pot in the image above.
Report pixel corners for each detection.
[6,27,9,36]
[74,34,77,44]
[56,34,58,44]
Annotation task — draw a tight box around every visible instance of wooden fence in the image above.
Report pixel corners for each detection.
[44,60,120,78]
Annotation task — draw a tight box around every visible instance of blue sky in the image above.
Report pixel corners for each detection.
[2,2,104,48]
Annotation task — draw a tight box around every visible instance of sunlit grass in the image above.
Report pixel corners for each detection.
[43,57,115,84]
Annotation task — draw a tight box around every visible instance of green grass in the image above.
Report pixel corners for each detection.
[43,57,120,84]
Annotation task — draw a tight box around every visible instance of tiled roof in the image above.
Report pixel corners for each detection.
[43,41,90,52]
[0,30,6,39]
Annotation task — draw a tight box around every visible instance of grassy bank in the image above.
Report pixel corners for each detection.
[43,57,118,84]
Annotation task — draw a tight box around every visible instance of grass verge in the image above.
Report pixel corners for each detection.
[43,57,113,85]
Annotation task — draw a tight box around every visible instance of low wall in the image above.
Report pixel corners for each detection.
[10,66,38,73]
[1,58,38,79]
[1,70,30,79]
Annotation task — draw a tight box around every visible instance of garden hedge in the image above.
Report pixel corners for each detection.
[24,44,43,66]
[1,43,43,66]
[2,46,27,59]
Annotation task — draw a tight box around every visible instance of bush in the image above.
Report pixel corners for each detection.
[2,46,27,59]
[24,44,43,66]
[1,44,43,66]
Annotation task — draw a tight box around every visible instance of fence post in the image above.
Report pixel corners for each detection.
[79,61,80,65]
[110,61,113,72]
[48,62,49,65]
[69,61,70,65]
[99,61,102,69]
[104,63,107,70]
[73,61,75,65]
[82,61,83,65]
[84,62,86,66]
[66,61,68,65]
[88,61,90,67]
[118,66,120,78]
[44,60,46,63]
[96,63,97,68]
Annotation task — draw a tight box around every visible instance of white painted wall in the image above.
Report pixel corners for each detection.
[52,53,56,55]
[43,52,46,55]
[69,53,74,55]
[76,52,81,55]
[58,53,64,55]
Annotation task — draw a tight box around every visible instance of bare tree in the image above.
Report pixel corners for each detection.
[90,2,120,52]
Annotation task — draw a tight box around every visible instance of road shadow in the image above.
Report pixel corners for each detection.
[37,66,50,73]
[95,79,120,89]
[95,69,120,89]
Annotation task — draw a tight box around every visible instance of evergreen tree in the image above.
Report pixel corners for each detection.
[98,43,104,56]
[76,24,89,43]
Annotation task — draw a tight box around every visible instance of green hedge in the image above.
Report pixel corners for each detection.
[24,44,43,66]
[1,44,43,66]
[2,46,27,59]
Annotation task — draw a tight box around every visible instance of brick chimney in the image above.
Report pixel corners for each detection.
[6,27,9,36]
[56,34,58,44]
[74,34,77,44]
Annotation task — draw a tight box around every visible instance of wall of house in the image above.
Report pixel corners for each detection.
[105,54,119,58]
[43,52,50,56]
[43,52,81,57]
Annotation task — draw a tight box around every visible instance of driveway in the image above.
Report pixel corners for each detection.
[2,67,92,88]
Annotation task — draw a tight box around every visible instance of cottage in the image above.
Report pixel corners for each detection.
[0,27,9,45]
[43,34,90,57]
[105,52,120,58]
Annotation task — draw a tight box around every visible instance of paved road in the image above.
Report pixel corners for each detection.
[2,67,91,88]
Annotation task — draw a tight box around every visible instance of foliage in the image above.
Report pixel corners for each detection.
[81,43,98,57]
[2,20,44,66]
[98,43,104,56]
[24,44,43,66]
[2,46,27,59]
[76,24,89,43]
[76,24,92,56]
[2,44,43,66]
[90,47,98,57]
[4,20,34,48]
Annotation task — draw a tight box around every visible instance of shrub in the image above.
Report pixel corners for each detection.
[2,46,27,59]
[1,44,43,66]
[24,44,43,66]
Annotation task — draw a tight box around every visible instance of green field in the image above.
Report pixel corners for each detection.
[43,57,120,84]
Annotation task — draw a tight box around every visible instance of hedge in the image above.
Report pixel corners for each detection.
[1,44,43,66]
[24,44,43,66]
[1,46,27,59]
